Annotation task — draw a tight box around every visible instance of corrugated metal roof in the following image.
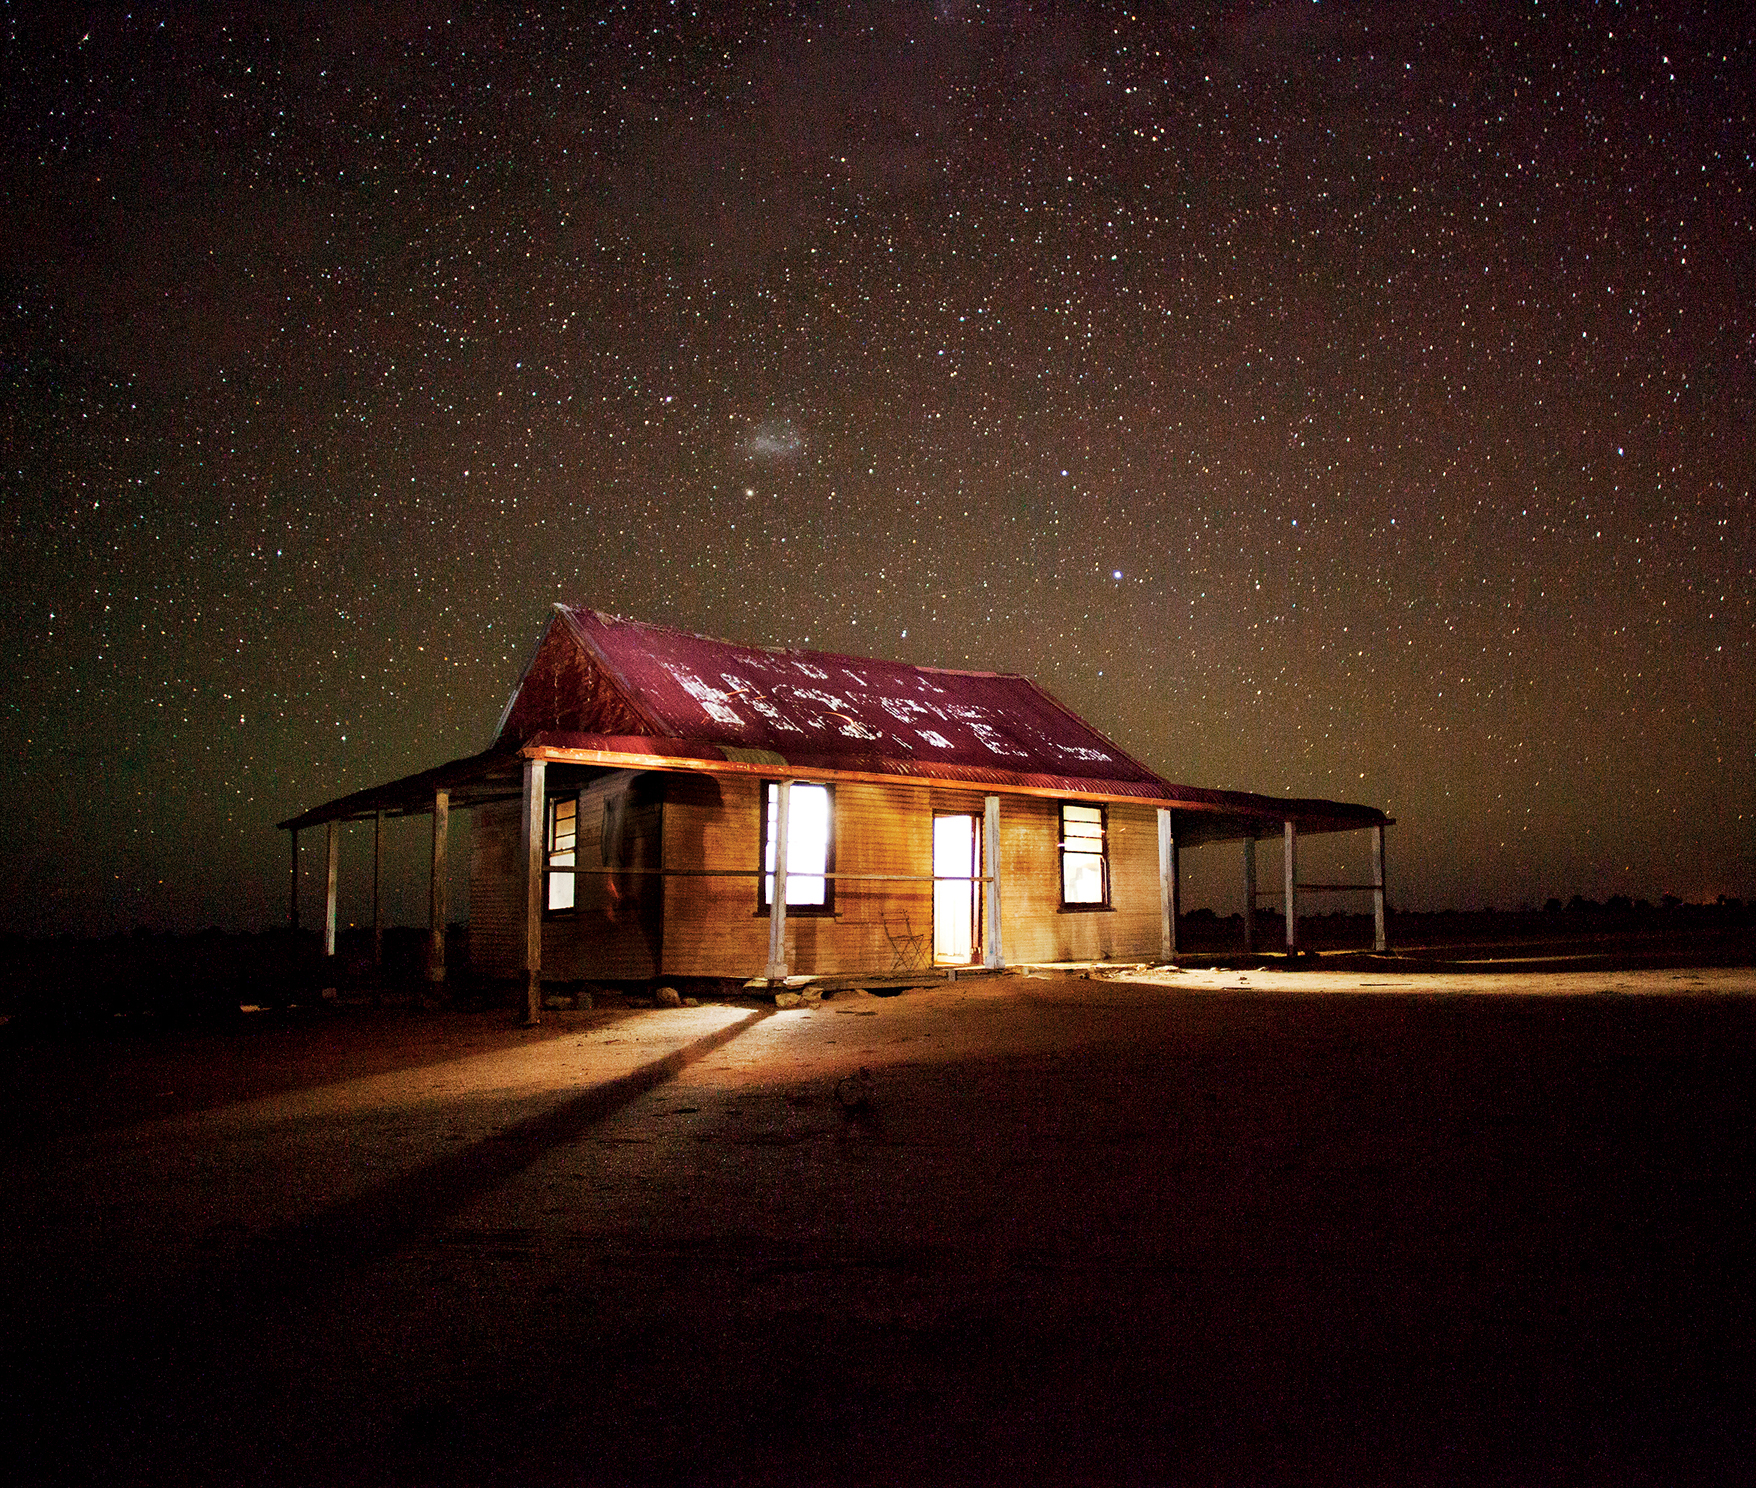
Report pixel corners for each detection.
[504,606,1172,790]
[281,607,1390,839]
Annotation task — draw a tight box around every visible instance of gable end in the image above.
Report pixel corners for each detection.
[495,612,655,746]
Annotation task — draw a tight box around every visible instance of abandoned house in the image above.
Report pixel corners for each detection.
[279,606,1391,1015]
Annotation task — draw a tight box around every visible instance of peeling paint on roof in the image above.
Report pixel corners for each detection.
[282,606,1391,838]
[499,606,1165,790]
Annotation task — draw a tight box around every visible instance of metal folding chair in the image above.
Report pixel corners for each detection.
[885,912,928,972]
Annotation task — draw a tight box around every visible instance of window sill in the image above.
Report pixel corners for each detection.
[1058,903,1114,914]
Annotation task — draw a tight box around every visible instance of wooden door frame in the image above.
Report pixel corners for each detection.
[931,810,983,966]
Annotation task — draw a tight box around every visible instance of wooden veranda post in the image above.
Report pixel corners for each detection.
[763,780,792,984]
[288,828,299,932]
[983,794,1004,970]
[1283,819,1298,957]
[522,758,546,1025]
[1373,823,1388,953]
[324,822,339,960]
[1242,834,1256,954]
[1157,807,1179,960]
[427,788,449,987]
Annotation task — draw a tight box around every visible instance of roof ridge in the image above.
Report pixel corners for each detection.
[556,603,1039,680]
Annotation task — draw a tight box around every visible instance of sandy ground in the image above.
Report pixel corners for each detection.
[5,966,1755,1485]
[1133,962,1753,996]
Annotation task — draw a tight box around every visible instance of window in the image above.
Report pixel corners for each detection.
[1060,802,1108,907]
[760,781,834,913]
[547,795,577,911]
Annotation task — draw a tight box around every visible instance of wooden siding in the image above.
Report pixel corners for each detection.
[999,797,1162,964]
[659,773,765,976]
[476,773,1165,981]
[825,779,933,975]
[541,770,663,981]
[661,775,932,979]
[925,786,992,817]
[467,797,523,977]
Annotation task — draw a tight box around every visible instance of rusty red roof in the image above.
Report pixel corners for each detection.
[280,607,1389,838]
[498,607,1169,787]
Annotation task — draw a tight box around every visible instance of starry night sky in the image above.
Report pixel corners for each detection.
[3,1,1750,937]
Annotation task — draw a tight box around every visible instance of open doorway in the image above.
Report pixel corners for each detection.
[933,813,981,965]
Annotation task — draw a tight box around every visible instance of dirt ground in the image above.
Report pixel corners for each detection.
[4,963,1754,1486]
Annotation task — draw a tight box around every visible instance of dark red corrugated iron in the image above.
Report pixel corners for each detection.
[282,607,1389,839]
[508,606,1171,787]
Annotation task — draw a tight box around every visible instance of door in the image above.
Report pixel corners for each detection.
[933,813,981,965]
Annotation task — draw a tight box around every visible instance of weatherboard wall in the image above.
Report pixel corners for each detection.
[469,770,1165,982]
[997,797,1161,965]
[541,771,663,981]
[659,774,935,978]
[467,797,523,977]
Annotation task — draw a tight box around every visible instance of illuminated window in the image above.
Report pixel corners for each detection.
[760,781,833,914]
[1060,802,1108,907]
[547,795,577,911]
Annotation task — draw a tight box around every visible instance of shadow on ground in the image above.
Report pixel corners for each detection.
[6,977,1755,1485]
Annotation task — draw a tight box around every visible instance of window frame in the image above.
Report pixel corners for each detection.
[757,780,836,917]
[1058,800,1111,911]
[545,792,579,916]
